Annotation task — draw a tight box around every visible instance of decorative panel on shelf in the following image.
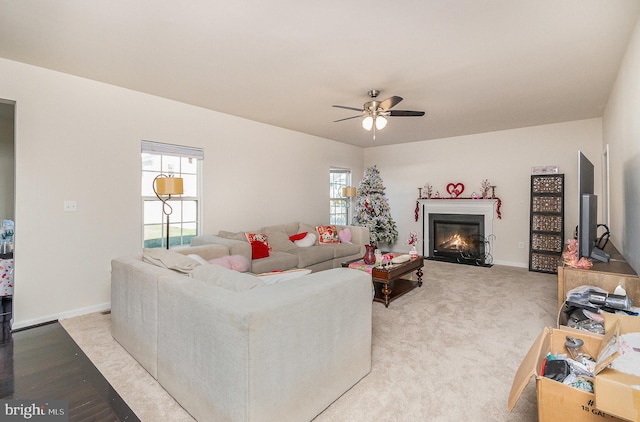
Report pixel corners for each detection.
[529,174,564,274]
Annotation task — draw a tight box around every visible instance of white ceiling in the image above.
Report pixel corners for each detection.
[1,1,639,147]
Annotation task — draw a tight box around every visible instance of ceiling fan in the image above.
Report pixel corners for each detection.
[332,89,425,139]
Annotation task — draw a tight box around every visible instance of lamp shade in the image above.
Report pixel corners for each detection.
[155,176,184,195]
[362,116,374,131]
[342,187,357,197]
[375,115,388,130]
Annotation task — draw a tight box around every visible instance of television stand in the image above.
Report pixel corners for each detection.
[557,242,637,310]
[590,247,611,263]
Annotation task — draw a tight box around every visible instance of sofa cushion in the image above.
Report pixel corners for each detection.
[250,252,299,273]
[291,246,335,268]
[191,264,265,291]
[318,243,363,259]
[217,230,248,241]
[178,244,230,261]
[316,225,340,244]
[264,231,297,253]
[143,248,201,274]
[260,222,300,236]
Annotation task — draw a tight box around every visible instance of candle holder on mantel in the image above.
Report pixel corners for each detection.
[491,186,496,199]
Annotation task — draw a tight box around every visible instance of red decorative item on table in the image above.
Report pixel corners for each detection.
[363,244,376,264]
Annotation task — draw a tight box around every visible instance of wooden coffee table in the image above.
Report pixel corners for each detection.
[342,255,424,308]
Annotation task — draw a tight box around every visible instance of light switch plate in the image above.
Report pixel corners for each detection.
[63,200,77,212]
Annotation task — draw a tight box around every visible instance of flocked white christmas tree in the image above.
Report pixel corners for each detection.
[352,165,398,245]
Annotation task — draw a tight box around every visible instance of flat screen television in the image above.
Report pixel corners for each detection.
[577,151,610,262]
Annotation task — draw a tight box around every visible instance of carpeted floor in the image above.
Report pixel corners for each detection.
[60,260,557,421]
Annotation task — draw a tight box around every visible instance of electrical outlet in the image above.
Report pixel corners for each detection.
[63,200,77,212]
[518,241,524,249]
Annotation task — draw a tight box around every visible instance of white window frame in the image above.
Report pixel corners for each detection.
[330,168,351,225]
[141,140,203,248]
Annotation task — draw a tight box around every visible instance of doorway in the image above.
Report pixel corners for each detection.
[0,100,15,334]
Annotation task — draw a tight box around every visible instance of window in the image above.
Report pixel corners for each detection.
[330,168,351,225]
[141,141,203,248]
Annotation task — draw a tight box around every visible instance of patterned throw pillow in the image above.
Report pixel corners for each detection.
[316,225,340,244]
[244,233,272,250]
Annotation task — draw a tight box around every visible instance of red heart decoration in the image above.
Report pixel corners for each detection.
[446,183,465,197]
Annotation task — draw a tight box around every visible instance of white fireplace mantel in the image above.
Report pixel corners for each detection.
[417,199,498,257]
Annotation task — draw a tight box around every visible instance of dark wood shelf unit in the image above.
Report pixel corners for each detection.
[529,174,565,274]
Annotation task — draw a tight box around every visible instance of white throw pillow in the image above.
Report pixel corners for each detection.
[294,232,316,247]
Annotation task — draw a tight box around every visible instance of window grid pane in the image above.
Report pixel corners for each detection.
[329,169,350,225]
[142,144,202,249]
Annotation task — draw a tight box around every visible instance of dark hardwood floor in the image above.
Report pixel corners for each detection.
[0,299,139,421]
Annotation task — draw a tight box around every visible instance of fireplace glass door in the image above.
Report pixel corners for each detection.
[429,214,485,264]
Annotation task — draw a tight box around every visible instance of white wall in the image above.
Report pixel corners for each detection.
[364,119,603,267]
[603,16,640,273]
[0,58,363,328]
[5,13,639,327]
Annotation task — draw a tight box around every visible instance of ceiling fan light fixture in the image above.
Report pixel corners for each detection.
[362,115,374,131]
[333,89,424,138]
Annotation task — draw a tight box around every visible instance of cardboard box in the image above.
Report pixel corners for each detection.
[511,315,640,422]
[592,313,640,421]
[509,326,624,421]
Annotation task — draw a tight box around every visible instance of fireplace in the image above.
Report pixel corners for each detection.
[429,213,486,265]
[418,199,497,266]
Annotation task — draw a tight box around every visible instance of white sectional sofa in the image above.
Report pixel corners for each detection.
[111,244,373,422]
[190,222,370,273]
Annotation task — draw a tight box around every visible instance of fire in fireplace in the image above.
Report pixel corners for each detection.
[428,213,489,266]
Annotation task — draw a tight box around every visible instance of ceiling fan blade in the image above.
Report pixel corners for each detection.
[379,96,403,110]
[333,114,365,123]
[388,110,425,117]
[332,105,364,112]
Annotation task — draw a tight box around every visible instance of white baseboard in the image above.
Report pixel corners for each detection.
[492,259,529,268]
[12,301,111,331]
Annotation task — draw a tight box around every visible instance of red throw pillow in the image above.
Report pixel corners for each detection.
[289,232,308,242]
[250,240,270,259]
